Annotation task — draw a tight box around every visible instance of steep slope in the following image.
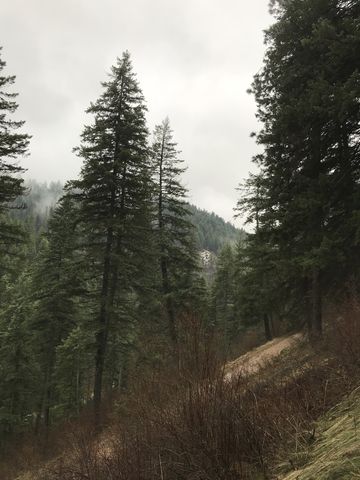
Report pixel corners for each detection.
[281,387,360,479]
[187,203,246,253]
[7,329,360,480]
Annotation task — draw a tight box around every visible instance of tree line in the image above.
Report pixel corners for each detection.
[197,0,360,353]
[0,50,209,436]
[235,0,360,340]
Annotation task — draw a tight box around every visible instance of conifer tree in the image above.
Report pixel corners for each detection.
[151,118,198,346]
[30,195,84,430]
[0,47,30,264]
[69,52,152,424]
[0,272,38,440]
[241,0,360,336]
[211,244,237,352]
[0,52,31,427]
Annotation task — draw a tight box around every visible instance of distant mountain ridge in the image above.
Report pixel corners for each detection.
[10,181,245,253]
[188,204,246,253]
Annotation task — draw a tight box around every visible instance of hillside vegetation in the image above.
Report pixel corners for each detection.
[282,389,360,479]
[187,204,245,253]
[4,305,360,480]
[10,182,242,254]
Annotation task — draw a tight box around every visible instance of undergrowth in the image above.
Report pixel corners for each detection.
[2,302,360,480]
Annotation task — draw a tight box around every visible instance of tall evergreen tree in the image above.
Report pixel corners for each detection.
[151,118,198,346]
[240,0,360,336]
[69,52,152,424]
[0,47,30,264]
[211,244,237,352]
[30,195,84,431]
[0,271,38,440]
[0,49,32,439]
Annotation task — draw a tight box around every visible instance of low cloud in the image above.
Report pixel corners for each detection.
[2,0,272,222]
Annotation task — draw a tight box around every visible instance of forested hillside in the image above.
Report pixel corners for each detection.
[1,1,360,478]
[0,49,245,448]
[10,182,242,254]
[188,204,245,253]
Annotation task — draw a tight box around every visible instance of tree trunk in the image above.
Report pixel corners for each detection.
[311,268,322,337]
[94,228,113,428]
[93,329,107,428]
[308,122,323,338]
[303,277,312,332]
[44,385,51,438]
[263,313,273,341]
[40,355,55,437]
[158,130,178,348]
[75,361,80,414]
[161,257,178,346]
[93,86,124,427]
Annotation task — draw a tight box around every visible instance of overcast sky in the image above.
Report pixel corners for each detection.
[1,0,273,224]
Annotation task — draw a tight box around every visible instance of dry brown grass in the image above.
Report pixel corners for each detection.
[4,303,360,480]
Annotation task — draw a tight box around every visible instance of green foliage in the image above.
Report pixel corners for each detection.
[29,195,87,426]
[188,204,245,253]
[210,244,238,352]
[0,49,34,439]
[54,325,93,416]
[0,47,29,211]
[0,47,217,444]
[151,118,202,343]
[66,51,155,421]
[0,47,30,267]
[238,0,360,335]
[0,272,38,438]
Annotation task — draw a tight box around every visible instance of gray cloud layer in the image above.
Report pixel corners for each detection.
[1,0,272,223]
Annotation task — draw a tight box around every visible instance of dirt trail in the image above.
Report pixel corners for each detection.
[225,333,303,380]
